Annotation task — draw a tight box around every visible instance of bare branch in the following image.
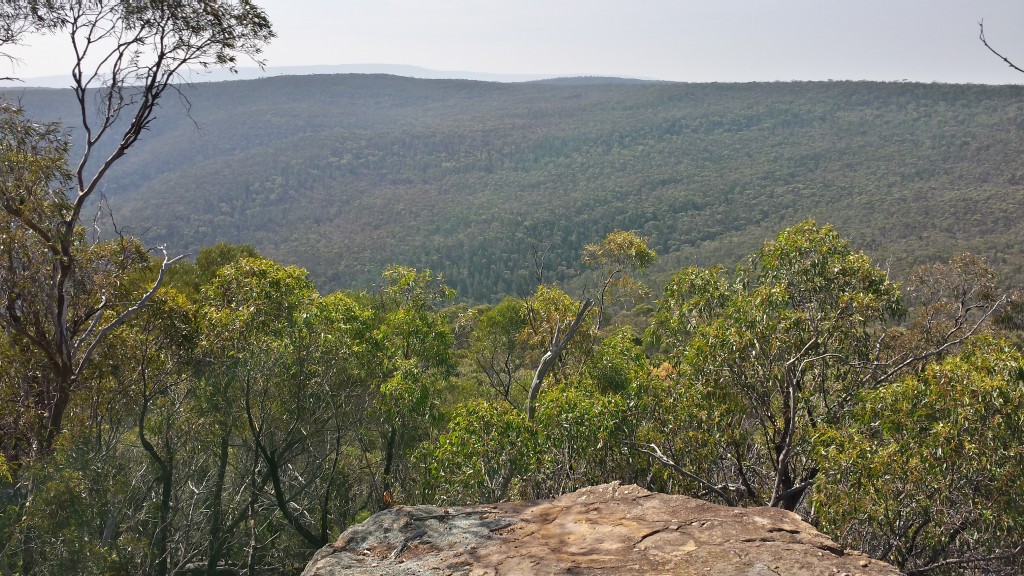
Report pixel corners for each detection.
[870,294,1006,387]
[909,542,1024,575]
[74,247,186,383]
[979,21,1024,76]
[630,442,737,507]
[526,298,593,422]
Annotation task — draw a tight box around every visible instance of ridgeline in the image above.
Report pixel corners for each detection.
[9,75,1024,300]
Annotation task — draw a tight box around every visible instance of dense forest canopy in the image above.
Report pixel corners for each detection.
[4,225,1022,575]
[6,76,1024,301]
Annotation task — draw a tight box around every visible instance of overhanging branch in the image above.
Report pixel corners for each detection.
[979,21,1024,76]
[73,247,185,383]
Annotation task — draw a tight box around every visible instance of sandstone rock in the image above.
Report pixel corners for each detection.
[302,482,900,576]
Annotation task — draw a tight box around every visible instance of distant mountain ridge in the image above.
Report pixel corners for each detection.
[5,74,1024,302]
[0,63,651,88]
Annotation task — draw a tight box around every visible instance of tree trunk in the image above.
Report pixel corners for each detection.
[206,427,231,576]
[526,299,593,422]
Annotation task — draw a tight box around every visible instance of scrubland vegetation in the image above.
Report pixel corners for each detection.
[3,222,1022,575]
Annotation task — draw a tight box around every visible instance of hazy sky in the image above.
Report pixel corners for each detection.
[6,0,1024,83]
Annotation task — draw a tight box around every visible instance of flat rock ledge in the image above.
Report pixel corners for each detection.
[302,482,900,576]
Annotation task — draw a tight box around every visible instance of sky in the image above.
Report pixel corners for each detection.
[5,0,1024,84]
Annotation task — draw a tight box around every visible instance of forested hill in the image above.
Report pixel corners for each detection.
[8,75,1024,301]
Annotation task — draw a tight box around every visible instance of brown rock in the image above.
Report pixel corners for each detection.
[302,482,901,576]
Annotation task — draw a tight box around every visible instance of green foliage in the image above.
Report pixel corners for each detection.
[165,242,261,296]
[755,220,903,320]
[468,297,530,401]
[0,104,72,213]
[200,256,318,344]
[815,338,1024,574]
[377,265,456,373]
[582,230,657,271]
[427,400,540,504]
[196,257,379,544]
[521,284,595,376]
[363,266,458,504]
[531,382,627,497]
[17,452,129,575]
[432,291,648,503]
[582,230,656,329]
[649,220,904,509]
[585,327,646,394]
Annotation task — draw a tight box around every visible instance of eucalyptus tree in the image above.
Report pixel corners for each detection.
[468,297,529,404]
[815,339,1024,574]
[428,284,600,504]
[647,221,1008,511]
[1,4,273,573]
[368,265,456,505]
[0,0,274,458]
[648,221,904,509]
[581,229,656,331]
[198,258,365,553]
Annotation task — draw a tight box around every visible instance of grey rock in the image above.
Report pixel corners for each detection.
[302,482,901,576]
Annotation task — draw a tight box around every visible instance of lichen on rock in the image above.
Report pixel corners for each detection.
[301,482,900,576]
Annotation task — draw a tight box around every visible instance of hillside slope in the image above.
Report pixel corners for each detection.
[8,75,1024,300]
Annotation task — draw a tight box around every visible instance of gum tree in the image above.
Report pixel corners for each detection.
[647,221,1008,511]
[1,3,273,573]
[648,221,903,509]
[816,339,1024,574]
[581,230,655,331]
[0,0,273,458]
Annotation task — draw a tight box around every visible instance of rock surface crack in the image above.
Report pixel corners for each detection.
[634,526,673,546]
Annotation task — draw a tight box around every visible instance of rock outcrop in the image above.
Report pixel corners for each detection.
[302,482,900,576]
